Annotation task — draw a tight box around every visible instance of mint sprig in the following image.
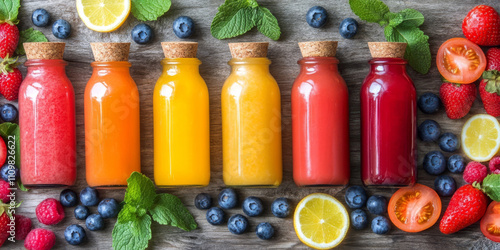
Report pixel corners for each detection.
[15,28,49,55]
[131,0,171,21]
[477,174,500,201]
[0,0,20,24]
[112,172,197,250]
[211,0,281,40]
[349,0,431,74]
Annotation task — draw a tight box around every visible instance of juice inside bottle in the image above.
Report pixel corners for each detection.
[84,43,141,188]
[221,42,282,187]
[154,42,210,187]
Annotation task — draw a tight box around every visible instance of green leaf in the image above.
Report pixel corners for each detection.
[481,174,500,201]
[124,172,157,210]
[16,180,27,191]
[0,0,20,24]
[386,25,431,74]
[15,28,48,55]
[131,0,171,21]
[112,214,152,250]
[384,25,394,37]
[117,204,137,223]
[150,193,197,231]
[0,122,20,167]
[255,7,280,41]
[384,12,402,27]
[211,1,257,40]
[349,0,390,24]
[397,9,425,28]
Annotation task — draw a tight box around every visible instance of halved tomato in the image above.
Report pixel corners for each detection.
[481,201,500,242]
[388,184,442,233]
[436,37,486,84]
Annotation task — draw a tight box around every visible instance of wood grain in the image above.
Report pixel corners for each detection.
[9,0,500,249]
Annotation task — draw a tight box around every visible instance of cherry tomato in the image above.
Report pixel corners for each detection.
[388,184,442,233]
[436,38,486,84]
[481,201,500,242]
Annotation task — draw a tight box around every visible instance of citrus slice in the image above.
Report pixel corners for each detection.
[293,193,349,249]
[462,114,500,162]
[76,0,131,32]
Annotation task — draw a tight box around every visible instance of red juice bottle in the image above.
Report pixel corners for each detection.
[292,41,350,186]
[361,42,417,186]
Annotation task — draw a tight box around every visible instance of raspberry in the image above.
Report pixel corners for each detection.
[24,228,56,250]
[14,215,32,240]
[0,180,10,203]
[489,157,500,173]
[463,161,488,184]
[36,198,65,225]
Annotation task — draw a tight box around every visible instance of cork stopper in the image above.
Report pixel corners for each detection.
[298,41,338,57]
[228,42,268,58]
[90,42,130,62]
[24,42,65,60]
[161,42,198,58]
[368,42,406,58]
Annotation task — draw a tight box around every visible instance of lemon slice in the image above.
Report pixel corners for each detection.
[294,193,349,249]
[462,114,500,162]
[76,0,131,32]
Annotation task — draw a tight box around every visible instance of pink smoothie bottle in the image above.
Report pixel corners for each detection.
[360,42,417,186]
[19,42,76,187]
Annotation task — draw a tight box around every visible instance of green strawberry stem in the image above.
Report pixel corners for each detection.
[0,54,20,74]
[483,70,500,95]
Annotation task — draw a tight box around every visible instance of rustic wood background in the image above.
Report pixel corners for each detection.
[8,0,500,249]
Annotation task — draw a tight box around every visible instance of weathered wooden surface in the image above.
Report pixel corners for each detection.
[8,0,500,249]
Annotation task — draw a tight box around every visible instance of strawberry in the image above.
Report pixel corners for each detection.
[487,47,500,70]
[440,81,477,119]
[0,55,21,101]
[440,184,488,234]
[462,5,500,46]
[480,48,500,117]
[0,23,19,59]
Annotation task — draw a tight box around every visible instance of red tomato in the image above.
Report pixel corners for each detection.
[388,184,442,233]
[436,38,486,84]
[481,201,500,242]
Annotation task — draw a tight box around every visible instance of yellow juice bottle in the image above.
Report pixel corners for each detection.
[221,42,282,187]
[154,42,210,187]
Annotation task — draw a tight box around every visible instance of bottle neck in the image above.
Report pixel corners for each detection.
[25,59,68,76]
[369,58,407,74]
[91,61,131,76]
[229,57,271,75]
[298,57,339,74]
[161,58,201,75]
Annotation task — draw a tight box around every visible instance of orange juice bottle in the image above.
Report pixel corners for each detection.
[153,42,210,187]
[221,42,282,187]
[84,43,141,188]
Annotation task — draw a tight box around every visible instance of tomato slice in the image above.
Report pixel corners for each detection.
[481,201,500,242]
[388,184,442,233]
[436,38,486,84]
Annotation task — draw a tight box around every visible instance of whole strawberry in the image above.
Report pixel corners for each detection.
[479,48,500,117]
[0,55,22,101]
[440,184,488,234]
[0,23,19,59]
[0,212,10,247]
[440,82,477,119]
[462,5,500,46]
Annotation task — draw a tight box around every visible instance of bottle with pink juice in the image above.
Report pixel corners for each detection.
[19,42,76,187]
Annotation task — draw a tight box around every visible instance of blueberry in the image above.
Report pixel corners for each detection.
[131,23,153,44]
[80,187,99,206]
[32,9,50,27]
[74,205,90,220]
[345,185,368,209]
[339,18,358,39]
[218,188,238,209]
[255,222,274,240]
[97,198,120,218]
[0,104,17,122]
[418,120,441,142]
[0,164,18,182]
[417,92,440,114]
[423,151,446,175]
[242,196,264,217]
[85,214,104,231]
[195,193,212,210]
[434,175,456,197]
[306,6,328,28]
[64,224,86,245]
[438,133,460,152]
[52,19,71,39]
[350,209,369,230]
[271,197,290,218]
[447,154,466,173]
[371,216,391,234]
[227,214,248,234]
[366,195,387,215]
[60,189,78,207]
[206,207,225,225]
[173,16,194,38]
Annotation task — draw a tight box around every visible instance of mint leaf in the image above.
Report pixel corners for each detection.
[117,204,137,223]
[481,174,500,201]
[0,0,20,24]
[349,0,390,24]
[15,28,48,55]
[397,9,424,28]
[150,193,197,231]
[384,12,402,27]
[131,0,171,21]
[0,122,20,167]
[112,214,152,250]
[255,7,280,41]
[124,172,156,210]
[211,1,257,40]
[386,25,431,74]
